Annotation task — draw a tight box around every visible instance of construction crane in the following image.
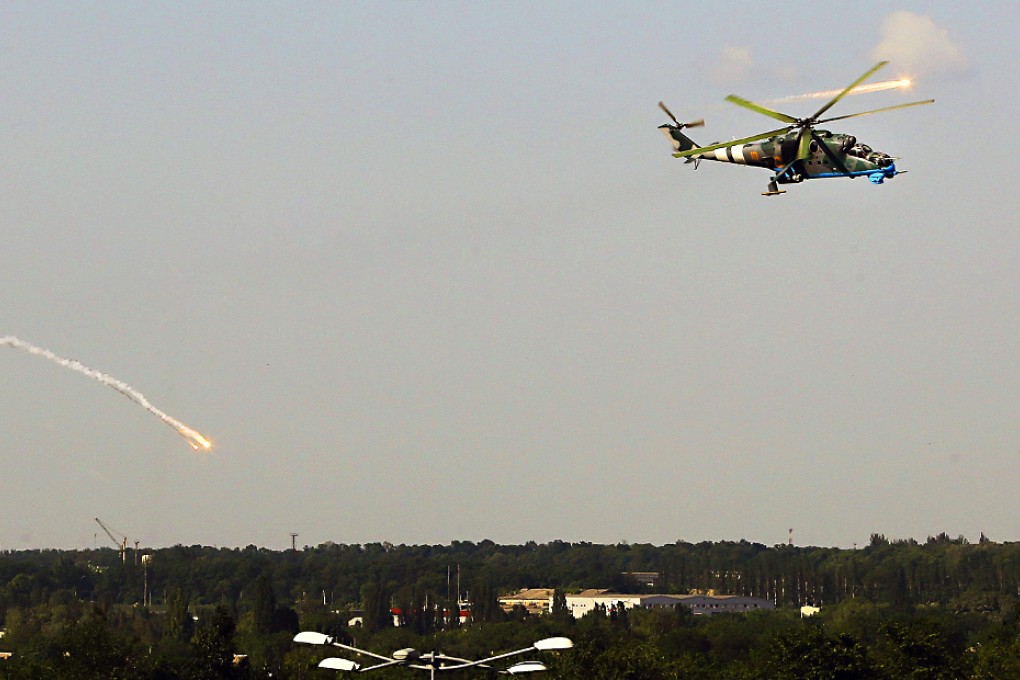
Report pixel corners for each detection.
[95,517,129,563]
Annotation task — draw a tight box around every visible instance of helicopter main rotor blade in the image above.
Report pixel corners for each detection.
[673,126,793,158]
[797,128,813,160]
[809,61,888,120]
[816,99,935,124]
[725,95,798,124]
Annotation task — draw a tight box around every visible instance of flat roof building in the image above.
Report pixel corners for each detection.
[565,589,773,618]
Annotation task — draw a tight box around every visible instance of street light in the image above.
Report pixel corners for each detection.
[293,632,572,677]
[505,661,550,675]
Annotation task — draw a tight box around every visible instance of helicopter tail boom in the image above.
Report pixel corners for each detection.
[659,124,700,155]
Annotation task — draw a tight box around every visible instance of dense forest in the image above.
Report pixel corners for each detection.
[1,534,1019,678]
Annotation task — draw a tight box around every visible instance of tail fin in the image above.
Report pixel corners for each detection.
[659,125,699,155]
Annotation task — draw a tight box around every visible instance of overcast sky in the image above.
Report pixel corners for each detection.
[2,2,1016,551]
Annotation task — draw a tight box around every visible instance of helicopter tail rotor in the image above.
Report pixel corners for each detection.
[658,101,705,157]
[658,101,704,130]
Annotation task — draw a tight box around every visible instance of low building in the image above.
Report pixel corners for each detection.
[565,589,773,618]
[673,594,773,616]
[498,588,555,615]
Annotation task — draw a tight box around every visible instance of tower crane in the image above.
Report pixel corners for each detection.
[95,517,130,563]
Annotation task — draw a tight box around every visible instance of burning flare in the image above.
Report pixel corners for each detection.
[766,78,913,104]
[1,335,212,452]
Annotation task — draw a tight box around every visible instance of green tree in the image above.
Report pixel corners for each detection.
[360,579,391,633]
[553,637,679,680]
[190,605,238,680]
[250,575,276,636]
[54,612,134,680]
[755,623,873,679]
[166,588,194,642]
[972,632,1020,679]
[470,578,501,623]
[876,619,970,679]
[551,588,570,622]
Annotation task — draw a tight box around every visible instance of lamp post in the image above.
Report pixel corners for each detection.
[294,631,572,678]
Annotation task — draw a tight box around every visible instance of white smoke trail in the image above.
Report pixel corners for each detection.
[872,12,969,80]
[1,335,212,451]
[765,78,912,105]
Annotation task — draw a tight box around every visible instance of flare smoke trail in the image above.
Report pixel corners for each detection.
[1,335,212,451]
[765,78,912,105]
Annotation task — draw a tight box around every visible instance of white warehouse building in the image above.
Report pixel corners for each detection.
[565,589,773,618]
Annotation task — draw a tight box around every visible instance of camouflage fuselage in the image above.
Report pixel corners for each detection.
[661,125,897,184]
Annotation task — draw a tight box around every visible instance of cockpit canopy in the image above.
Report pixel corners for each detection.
[846,142,872,157]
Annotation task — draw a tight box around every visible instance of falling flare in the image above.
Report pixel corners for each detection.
[1,335,212,452]
[765,78,913,104]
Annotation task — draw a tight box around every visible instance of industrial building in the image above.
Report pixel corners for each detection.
[497,588,555,615]
[565,589,773,618]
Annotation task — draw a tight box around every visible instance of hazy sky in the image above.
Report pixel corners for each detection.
[2,2,1016,551]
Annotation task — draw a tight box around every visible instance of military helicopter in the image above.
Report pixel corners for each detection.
[659,62,933,196]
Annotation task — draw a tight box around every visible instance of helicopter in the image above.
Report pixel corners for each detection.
[659,62,933,196]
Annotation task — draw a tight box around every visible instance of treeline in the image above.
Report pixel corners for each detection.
[3,589,1020,678]
[1,535,1019,677]
[6,533,1016,613]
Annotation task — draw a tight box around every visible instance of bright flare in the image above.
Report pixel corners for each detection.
[184,430,213,451]
[1,335,213,452]
[765,78,913,104]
